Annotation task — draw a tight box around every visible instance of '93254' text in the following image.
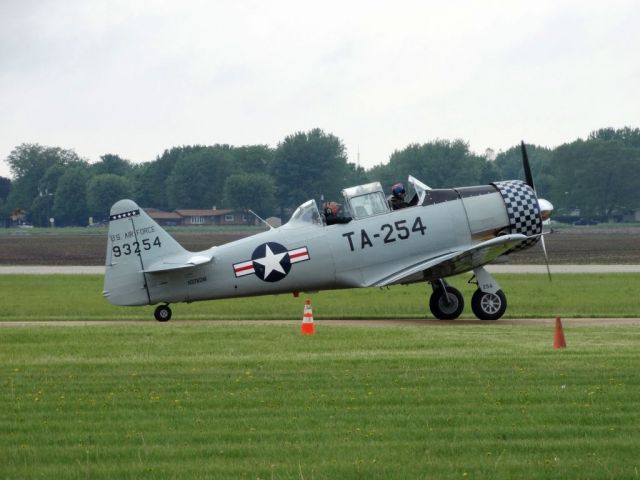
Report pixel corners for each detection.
[112,236,162,257]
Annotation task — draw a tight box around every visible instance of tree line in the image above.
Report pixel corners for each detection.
[1,127,639,227]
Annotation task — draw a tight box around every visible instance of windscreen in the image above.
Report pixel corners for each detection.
[285,200,322,226]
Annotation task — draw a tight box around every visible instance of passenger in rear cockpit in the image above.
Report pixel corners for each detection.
[323,202,352,225]
[389,183,410,210]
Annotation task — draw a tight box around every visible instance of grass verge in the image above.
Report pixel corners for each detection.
[0,273,639,321]
[1,324,639,479]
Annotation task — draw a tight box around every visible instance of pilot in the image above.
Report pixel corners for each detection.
[389,183,410,210]
[323,202,352,225]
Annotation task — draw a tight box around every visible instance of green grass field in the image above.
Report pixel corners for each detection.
[1,324,639,479]
[1,273,639,321]
[1,274,639,478]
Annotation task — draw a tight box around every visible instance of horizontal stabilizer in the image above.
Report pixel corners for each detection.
[143,253,214,273]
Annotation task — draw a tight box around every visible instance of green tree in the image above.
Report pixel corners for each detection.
[588,127,640,148]
[222,173,276,217]
[4,143,84,221]
[0,176,12,202]
[86,174,133,221]
[133,146,204,209]
[371,139,487,193]
[165,146,234,209]
[493,144,553,197]
[53,167,90,226]
[478,157,499,184]
[230,145,275,175]
[343,162,370,188]
[38,164,67,198]
[91,154,134,177]
[29,194,56,227]
[550,139,640,219]
[31,159,88,226]
[0,176,12,226]
[272,129,350,213]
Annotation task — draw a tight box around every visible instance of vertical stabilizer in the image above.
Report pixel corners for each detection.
[103,199,187,306]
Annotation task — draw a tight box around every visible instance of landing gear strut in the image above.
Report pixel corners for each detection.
[154,304,172,322]
[428,267,509,321]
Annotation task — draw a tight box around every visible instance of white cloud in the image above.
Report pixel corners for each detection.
[1,0,639,177]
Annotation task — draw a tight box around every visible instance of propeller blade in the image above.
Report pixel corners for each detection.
[522,141,551,279]
[520,140,535,191]
[540,235,552,282]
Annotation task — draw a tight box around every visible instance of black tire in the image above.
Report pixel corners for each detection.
[429,286,464,320]
[471,289,507,321]
[154,305,172,322]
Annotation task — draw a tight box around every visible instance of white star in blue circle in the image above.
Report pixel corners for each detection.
[251,242,292,282]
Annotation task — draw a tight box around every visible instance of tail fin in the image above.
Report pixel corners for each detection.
[103,199,188,306]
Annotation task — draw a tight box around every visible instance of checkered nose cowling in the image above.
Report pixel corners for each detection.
[492,180,542,252]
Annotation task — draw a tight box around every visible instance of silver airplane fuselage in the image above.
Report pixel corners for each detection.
[104,178,545,321]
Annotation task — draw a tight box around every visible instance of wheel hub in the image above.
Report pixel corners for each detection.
[480,293,501,314]
[439,296,459,315]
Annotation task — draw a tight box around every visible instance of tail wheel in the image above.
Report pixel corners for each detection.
[154,305,172,322]
[429,286,464,320]
[471,289,507,321]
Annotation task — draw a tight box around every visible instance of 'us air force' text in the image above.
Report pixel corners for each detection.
[342,217,427,251]
[110,226,156,243]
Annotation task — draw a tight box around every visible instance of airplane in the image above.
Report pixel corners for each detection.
[103,142,553,322]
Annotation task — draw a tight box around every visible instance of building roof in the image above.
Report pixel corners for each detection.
[175,209,234,217]
[144,209,182,220]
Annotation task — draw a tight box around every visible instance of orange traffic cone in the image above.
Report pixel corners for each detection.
[553,317,567,349]
[301,299,315,335]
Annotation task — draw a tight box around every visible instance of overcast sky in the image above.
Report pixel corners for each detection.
[1,0,638,179]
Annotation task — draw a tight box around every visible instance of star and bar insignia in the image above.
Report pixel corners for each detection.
[233,242,310,282]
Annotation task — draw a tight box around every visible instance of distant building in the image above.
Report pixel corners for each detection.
[144,207,255,226]
[621,208,640,222]
[144,208,182,226]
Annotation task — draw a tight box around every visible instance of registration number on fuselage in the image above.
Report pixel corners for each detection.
[342,217,427,251]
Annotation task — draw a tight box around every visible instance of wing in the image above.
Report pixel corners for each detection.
[368,234,531,287]
[143,253,213,273]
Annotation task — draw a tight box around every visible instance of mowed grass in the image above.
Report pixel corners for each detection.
[1,324,639,479]
[0,273,639,321]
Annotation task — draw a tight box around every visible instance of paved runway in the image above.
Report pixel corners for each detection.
[1,265,640,274]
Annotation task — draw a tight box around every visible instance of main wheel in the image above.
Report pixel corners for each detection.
[429,286,464,320]
[154,305,172,322]
[471,289,507,321]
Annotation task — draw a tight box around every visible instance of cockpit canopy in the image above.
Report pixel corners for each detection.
[283,175,431,226]
[341,182,390,219]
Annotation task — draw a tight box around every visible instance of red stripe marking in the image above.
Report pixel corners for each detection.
[234,264,254,273]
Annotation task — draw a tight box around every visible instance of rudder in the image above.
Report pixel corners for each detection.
[103,199,188,306]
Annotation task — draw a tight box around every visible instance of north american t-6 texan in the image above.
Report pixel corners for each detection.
[103,142,553,322]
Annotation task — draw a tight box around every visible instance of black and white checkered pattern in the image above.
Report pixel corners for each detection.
[492,180,541,251]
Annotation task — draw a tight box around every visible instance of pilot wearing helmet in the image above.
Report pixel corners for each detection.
[323,202,352,225]
[389,183,410,210]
